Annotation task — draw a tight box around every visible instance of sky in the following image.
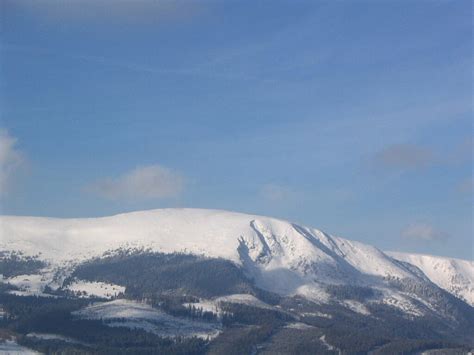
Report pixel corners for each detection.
[0,0,472,259]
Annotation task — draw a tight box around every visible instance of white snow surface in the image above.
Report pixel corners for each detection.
[26,332,85,345]
[285,322,315,330]
[66,280,125,299]
[4,273,57,297]
[184,294,274,317]
[73,299,221,339]
[388,251,474,306]
[342,300,370,315]
[0,340,40,354]
[215,294,273,308]
[5,274,46,295]
[1,208,472,307]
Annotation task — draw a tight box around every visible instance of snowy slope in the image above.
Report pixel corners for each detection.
[1,208,472,310]
[73,299,221,339]
[388,252,474,306]
[0,340,40,354]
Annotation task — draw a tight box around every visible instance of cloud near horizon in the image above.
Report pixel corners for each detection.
[0,130,24,196]
[88,165,185,201]
[401,222,446,242]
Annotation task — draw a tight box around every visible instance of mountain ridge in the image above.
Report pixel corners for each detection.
[1,207,468,261]
[387,251,474,306]
[1,208,472,308]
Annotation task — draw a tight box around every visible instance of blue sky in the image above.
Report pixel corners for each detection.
[0,0,472,258]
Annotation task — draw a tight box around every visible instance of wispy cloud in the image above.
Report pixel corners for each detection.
[373,144,434,171]
[10,0,203,25]
[0,129,24,196]
[259,183,295,203]
[1,44,261,83]
[401,222,446,242]
[88,165,185,201]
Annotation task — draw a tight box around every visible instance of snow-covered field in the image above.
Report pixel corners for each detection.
[26,332,85,345]
[184,293,274,317]
[285,322,316,330]
[73,299,221,339]
[301,311,332,319]
[341,300,370,315]
[216,294,274,308]
[4,273,57,298]
[66,280,125,299]
[0,340,40,354]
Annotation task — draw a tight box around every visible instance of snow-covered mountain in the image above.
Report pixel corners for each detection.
[1,208,472,309]
[2,208,474,353]
[388,251,474,306]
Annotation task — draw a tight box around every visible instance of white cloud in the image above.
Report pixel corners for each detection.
[89,165,185,201]
[401,223,446,242]
[0,130,24,196]
[259,183,295,203]
[374,144,434,170]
